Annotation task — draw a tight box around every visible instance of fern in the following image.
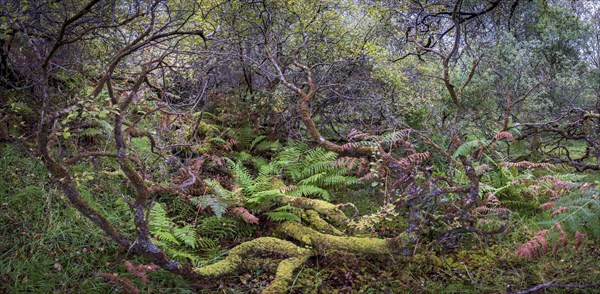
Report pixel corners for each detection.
[227,160,255,190]
[80,127,103,137]
[265,211,300,222]
[380,129,411,146]
[264,204,298,222]
[174,225,198,249]
[453,139,490,158]
[287,185,330,200]
[516,185,599,259]
[249,135,267,150]
[198,216,255,240]
[545,187,600,237]
[150,202,217,259]
[246,189,285,204]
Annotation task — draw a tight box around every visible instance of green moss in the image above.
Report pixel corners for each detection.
[263,254,312,294]
[194,237,310,277]
[302,210,343,236]
[281,196,348,227]
[279,222,393,255]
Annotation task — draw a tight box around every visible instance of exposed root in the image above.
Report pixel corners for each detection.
[279,221,395,255]
[281,196,348,227]
[302,209,343,235]
[262,254,312,294]
[194,237,310,277]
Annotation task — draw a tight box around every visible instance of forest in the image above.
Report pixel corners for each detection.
[0,0,599,293]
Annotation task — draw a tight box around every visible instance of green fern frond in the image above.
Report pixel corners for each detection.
[227,161,255,190]
[190,195,229,218]
[265,211,300,222]
[550,188,600,237]
[254,139,282,152]
[380,130,411,146]
[174,225,198,249]
[453,140,490,158]
[153,231,180,245]
[246,189,284,204]
[249,135,267,150]
[287,185,330,200]
[80,127,103,137]
[150,202,174,231]
[198,216,255,240]
[208,137,228,145]
[552,173,588,182]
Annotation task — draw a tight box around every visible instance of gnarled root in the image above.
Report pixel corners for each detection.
[193,204,417,293]
[281,196,348,227]
[194,237,310,277]
[301,209,344,236]
[262,254,312,294]
[279,221,395,255]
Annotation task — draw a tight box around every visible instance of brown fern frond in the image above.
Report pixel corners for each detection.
[474,206,492,214]
[553,223,568,253]
[334,156,368,172]
[515,229,550,259]
[393,152,430,171]
[539,201,555,210]
[574,231,585,250]
[279,185,297,193]
[474,192,511,218]
[230,207,259,224]
[551,206,568,217]
[499,161,555,169]
[493,131,515,142]
[358,172,377,182]
[124,261,159,285]
[341,142,365,151]
[486,193,501,206]
[347,128,370,141]
[405,151,430,165]
[475,164,491,174]
[227,138,238,149]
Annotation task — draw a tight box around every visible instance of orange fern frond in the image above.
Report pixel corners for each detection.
[515,229,550,259]
[553,223,568,253]
[278,185,297,193]
[230,207,259,224]
[493,131,515,142]
[574,231,585,250]
[551,206,568,217]
[499,161,555,169]
[124,260,160,285]
[358,172,377,182]
[539,201,555,210]
[347,128,370,141]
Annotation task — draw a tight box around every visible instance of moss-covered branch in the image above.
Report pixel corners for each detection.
[194,237,311,277]
[278,221,395,255]
[301,209,343,236]
[281,196,348,227]
[262,254,312,294]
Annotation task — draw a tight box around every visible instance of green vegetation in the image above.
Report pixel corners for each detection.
[1,0,599,293]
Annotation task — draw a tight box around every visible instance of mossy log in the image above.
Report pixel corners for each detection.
[280,195,348,227]
[193,197,416,293]
[194,237,310,277]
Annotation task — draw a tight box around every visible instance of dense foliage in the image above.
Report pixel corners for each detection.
[0,0,599,293]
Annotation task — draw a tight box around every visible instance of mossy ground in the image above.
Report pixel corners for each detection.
[1,144,599,293]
